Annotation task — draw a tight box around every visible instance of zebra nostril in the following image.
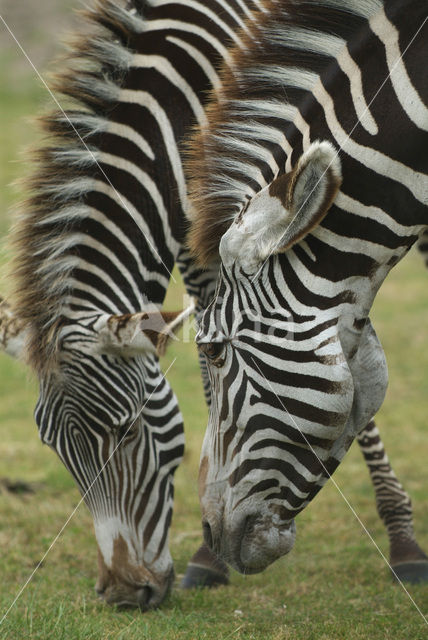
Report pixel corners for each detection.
[136,585,154,610]
[202,519,214,550]
[243,514,257,537]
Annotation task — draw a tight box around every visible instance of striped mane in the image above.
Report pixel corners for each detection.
[10,0,150,374]
[186,0,383,266]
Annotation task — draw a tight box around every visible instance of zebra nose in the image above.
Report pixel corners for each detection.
[95,569,174,610]
[136,585,155,610]
[202,517,223,555]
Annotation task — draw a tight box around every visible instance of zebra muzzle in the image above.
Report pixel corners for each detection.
[95,569,174,611]
[202,509,296,575]
[236,516,297,574]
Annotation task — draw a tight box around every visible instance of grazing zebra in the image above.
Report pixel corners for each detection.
[186,0,428,581]
[5,0,268,609]
[3,0,424,607]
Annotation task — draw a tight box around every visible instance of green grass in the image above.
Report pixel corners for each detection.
[0,62,427,640]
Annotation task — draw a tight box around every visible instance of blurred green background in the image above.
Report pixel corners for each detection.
[0,3,427,639]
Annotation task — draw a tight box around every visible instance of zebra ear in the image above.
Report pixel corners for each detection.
[0,298,28,359]
[94,300,195,358]
[156,300,195,357]
[219,141,342,271]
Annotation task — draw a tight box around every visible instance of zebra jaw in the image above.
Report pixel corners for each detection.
[219,140,342,273]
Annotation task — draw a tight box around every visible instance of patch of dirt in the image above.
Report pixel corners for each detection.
[0,476,41,494]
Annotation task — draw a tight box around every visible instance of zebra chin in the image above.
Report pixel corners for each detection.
[95,574,174,611]
[95,538,174,611]
[203,512,296,575]
[95,562,174,611]
[236,519,297,575]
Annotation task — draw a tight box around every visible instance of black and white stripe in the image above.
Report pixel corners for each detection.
[11,0,264,608]
[189,0,428,577]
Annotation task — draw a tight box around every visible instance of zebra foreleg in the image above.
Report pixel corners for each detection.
[181,543,229,589]
[176,251,230,589]
[357,419,428,584]
[180,351,230,588]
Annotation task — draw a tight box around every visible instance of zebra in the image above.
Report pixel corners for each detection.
[4,0,268,609]
[3,0,424,608]
[2,0,425,608]
[186,0,428,582]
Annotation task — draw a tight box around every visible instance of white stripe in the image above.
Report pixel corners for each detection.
[251,0,269,12]
[265,25,377,134]
[369,9,428,132]
[107,121,155,160]
[231,0,259,20]
[119,88,187,210]
[147,0,248,38]
[89,178,173,263]
[70,235,148,308]
[69,262,137,312]
[98,151,179,248]
[336,47,378,135]
[335,192,424,237]
[167,35,222,93]
[36,205,165,293]
[246,65,317,91]
[143,19,236,61]
[223,121,294,173]
[131,53,207,127]
[313,225,403,261]
[312,79,428,204]
[213,135,280,176]
[201,0,252,34]
[228,99,298,161]
[320,0,382,19]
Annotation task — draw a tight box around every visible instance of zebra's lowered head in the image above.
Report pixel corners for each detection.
[186,0,428,576]
[4,305,191,609]
[194,141,389,574]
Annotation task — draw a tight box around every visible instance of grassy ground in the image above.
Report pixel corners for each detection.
[0,45,427,640]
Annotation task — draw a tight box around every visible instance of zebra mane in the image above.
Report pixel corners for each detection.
[10,0,151,374]
[186,0,383,266]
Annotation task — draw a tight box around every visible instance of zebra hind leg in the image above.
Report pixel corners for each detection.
[358,419,428,584]
[181,543,229,589]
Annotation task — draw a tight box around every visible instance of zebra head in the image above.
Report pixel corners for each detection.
[7,306,191,609]
[196,142,389,574]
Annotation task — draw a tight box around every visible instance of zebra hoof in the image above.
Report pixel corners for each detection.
[180,565,230,590]
[391,561,428,585]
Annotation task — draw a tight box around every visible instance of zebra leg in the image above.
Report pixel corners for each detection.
[175,250,230,588]
[180,353,230,588]
[357,419,428,584]
[180,347,230,588]
[181,543,230,589]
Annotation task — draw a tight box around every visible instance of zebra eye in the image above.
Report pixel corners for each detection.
[116,424,130,442]
[199,342,226,367]
[115,421,136,442]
